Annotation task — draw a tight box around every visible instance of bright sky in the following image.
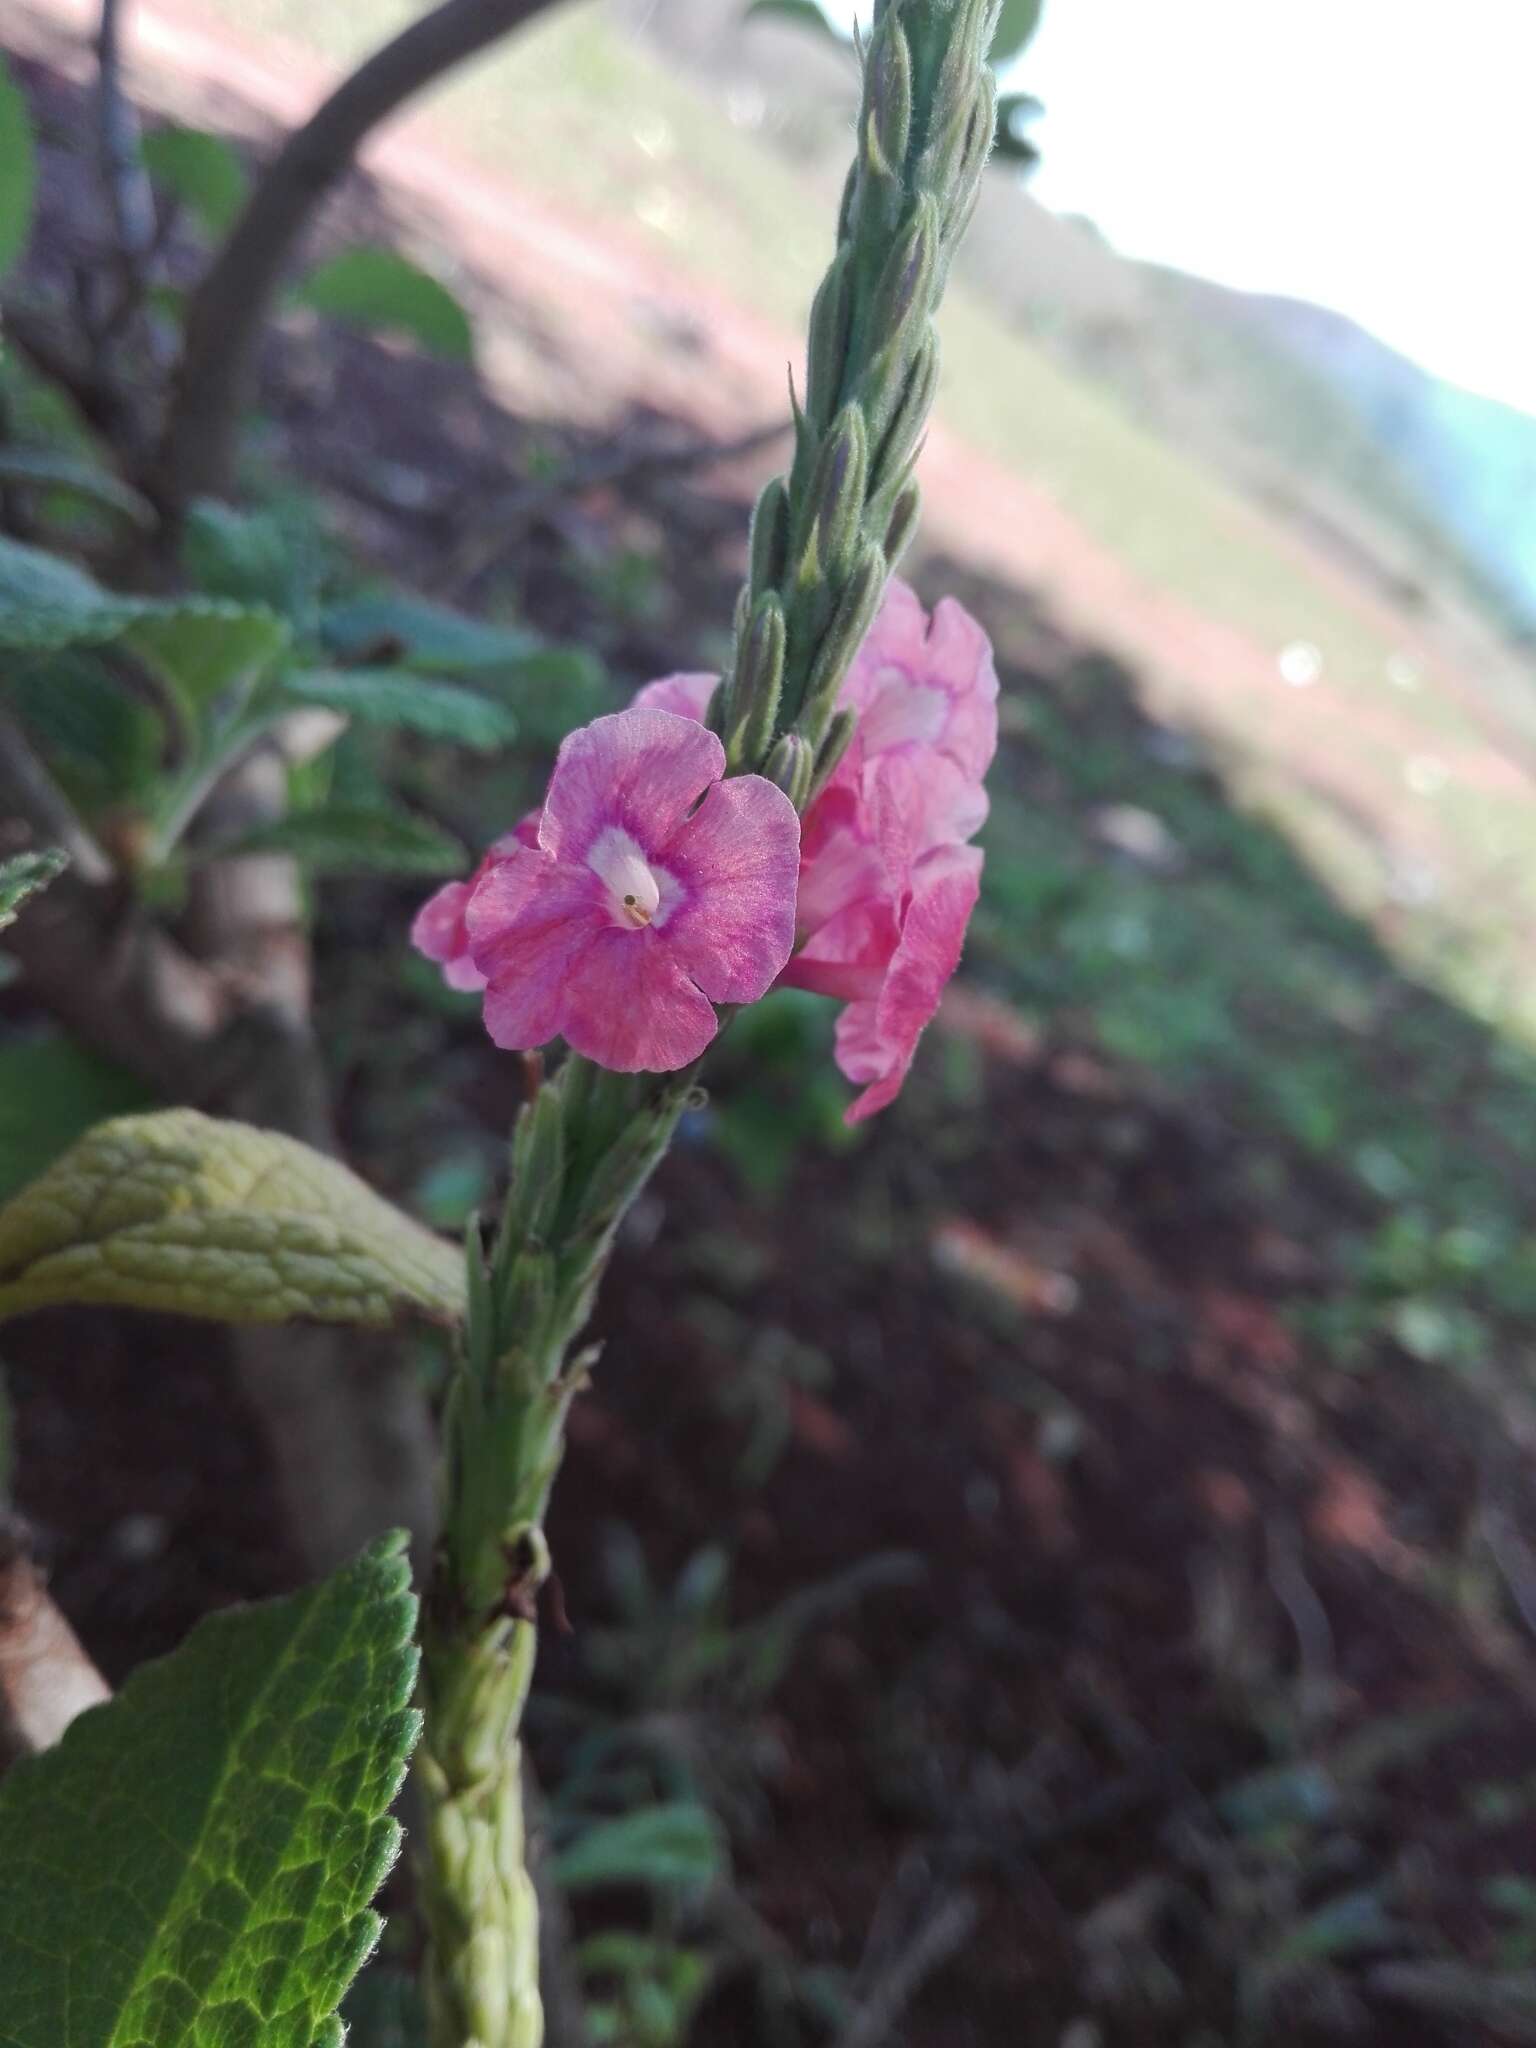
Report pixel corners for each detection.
[1018,0,1535,414]
[831,0,1535,416]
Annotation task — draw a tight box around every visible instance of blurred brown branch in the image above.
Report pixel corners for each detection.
[154,0,559,521]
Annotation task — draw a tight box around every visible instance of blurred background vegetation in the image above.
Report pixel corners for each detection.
[4,0,1536,2042]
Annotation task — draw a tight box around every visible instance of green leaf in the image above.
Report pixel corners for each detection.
[283,668,516,751]
[0,534,145,649]
[0,58,37,280]
[126,599,289,732]
[0,849,67,934]
[0,1107,467,1326]
[139,124,250,237]
[743,0,842,37]
[294,246,473,359]
[554,1803,724,1896]
[0,448,153,528]
[322,592,542,674]
[206,803,465,876]
[0,1532,420,2048]
[0,1035,149,1205]
[989,0,1044,64]
[183,497,309,610]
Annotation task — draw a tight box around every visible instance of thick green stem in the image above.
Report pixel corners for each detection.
[418,1623,541,2048]
[416,1060,692,2046]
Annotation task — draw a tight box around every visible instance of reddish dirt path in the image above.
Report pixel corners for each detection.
[12,0,1536,907]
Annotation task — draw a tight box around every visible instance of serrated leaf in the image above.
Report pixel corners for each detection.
[990,0,1044,64]
[182,498,314,617]
[322,592,542,674]
[0,1107,467,1326]
[0,1034,150,1203]
[283,668,516,750]
[0,849,67,934]
[0,448,153,527]
[554,1803,724,1895]
[0,1531,420,2048]
[0,534,145,649]
[140,123,250,237]
[0,58,37,280]
[125,600,289,731]
[206,803,465,876]
[294,246,473,359]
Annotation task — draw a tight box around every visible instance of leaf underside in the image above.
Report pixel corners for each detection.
[0,1107,466,1327]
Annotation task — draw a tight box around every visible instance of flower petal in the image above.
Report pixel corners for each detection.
[540,707,725,863]
[466,849,605,1051]
[837,844,982,1124]
[633,671,715,721]
[661,774,801,1003]
[558,927,720,1071]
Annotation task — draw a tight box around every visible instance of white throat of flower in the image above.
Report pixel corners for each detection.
[588,824,665,929]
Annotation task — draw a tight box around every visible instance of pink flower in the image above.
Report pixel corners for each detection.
[411,819,537,993]
[461,707,799,1072]
[632,586,996,1120]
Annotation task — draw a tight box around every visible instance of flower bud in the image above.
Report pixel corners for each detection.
[869,194,938,358]
[866,15,913,174]
[727,592,786,771]
[805,249,854,433]
[747,474,791,596]
[765,732,815,810]
[871,333,938,499]
[883,478,923,567]
[810,405,870,578]
[808,706,859,802]
[796,541,886,744]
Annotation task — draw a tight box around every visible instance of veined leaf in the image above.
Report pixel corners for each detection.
[0,448,153,527]
[0,1034,149,1205]
[0,1532,420,2048]
[0,1107,466,1326]
[0,57,36,280]
[0,850,67,935]
[283,667,516,750]
[140,124,250,238]
[206,803,465,876]
[294,246,473,360]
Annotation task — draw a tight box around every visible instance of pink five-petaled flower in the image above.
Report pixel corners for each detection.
[457,706,800,1072]
[636,582,997,1122]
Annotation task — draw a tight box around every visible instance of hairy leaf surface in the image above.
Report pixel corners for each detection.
[0,1108,466,1326]
[0,1534,420,2048]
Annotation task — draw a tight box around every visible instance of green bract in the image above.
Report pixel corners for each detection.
[0,1534,420,2048]
[0,1108,466,1326]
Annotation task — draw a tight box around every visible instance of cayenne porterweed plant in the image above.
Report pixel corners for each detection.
[0,0,1004,2040]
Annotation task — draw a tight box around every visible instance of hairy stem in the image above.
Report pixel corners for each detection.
[152,0,555,520]
[417,1058,691,2046]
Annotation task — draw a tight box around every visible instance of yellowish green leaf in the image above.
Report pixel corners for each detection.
[0,1108,466,1327]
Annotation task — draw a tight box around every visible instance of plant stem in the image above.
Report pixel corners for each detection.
[416,1059,692,2047]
